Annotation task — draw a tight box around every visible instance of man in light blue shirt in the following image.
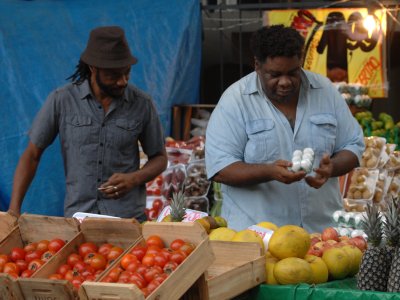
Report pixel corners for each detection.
[205,25,364,233]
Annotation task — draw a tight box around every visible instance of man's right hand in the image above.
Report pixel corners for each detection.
[271,160,307,184]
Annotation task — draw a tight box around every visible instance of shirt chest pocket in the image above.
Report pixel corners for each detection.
[115,119,141,149]
[65,115,96,145]
[310,114,337,155]
[244,119,279,163]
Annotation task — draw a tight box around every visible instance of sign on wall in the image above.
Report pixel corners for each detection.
[264,8,387,97]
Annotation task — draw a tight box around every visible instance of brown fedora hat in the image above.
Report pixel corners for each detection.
[80,26,138,68]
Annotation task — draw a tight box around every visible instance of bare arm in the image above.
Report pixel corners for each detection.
[305,150,359,189]
[100,148,168,198]
[8,141,44,216]
[213,160,306,187]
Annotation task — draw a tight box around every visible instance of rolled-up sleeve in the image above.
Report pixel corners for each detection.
[205,93,248,180]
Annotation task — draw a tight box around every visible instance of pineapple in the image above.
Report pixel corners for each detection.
[164,189,186,222]
[387,198,400,292]
[357,203,390,291]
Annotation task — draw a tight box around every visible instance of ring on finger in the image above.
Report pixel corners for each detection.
[115,191,119,197]
[113,186,118,191]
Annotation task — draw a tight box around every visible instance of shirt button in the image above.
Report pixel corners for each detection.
[101,123,105,127]
[100,143,104,146]
[98,161,102,165]
[97,178,101,182]
[98,106,102,109]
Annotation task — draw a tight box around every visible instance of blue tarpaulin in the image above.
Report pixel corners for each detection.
[0,0,201,215]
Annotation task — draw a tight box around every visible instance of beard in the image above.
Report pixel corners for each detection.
[96,72,126,98]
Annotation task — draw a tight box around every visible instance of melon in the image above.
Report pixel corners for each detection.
[322,247,351,280]
[304,254,329,284]
[268,225,311,259]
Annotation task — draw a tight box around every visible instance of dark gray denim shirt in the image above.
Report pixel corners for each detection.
[29,80,165,221]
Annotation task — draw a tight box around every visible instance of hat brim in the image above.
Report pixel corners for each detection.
[81,53,138,69]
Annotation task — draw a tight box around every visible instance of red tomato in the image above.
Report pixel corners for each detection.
[28,259,45,272]
[84,252,96,265]
[142,254,156,267]
[179,243,195,256]
[101,276,114,283]
[41,250,56,262]
[147,279,161,293]
[10,247,26,262]
[147,208,159,221]
[125,261,141,273]
[79,242,98,258]
[152,199,163,211]
[3,262,20,275]
[36,240,50,252]
[170,239,185,251]
[163,261,178,274]
[136,264,148,276]
[146,245,161,256]
[25,250,44,263]
[120,253,138,270]
[15,259,28,273]
[48,273,63,280]
[170,251,186,265]
[141,287,151,298]
[20,269,34,278]
[129,272,147,287]
[153,254,167,268]
[160,248,173,261]
[98,243,114,257]
[90,253,107,270]
[72,261,87,273]
[48,238,66,253]
[145,235,164,248]
[0,254,9,266]
[67,253,83,267]
[56,264,71,276]
[107,267,123,282]
[117,271,131,283]
[24,242,37,253]
[153,272,168,284]
[71,276,84,289]
[107,246,124,261]
[144,267,163,283]
[130,245,147,261]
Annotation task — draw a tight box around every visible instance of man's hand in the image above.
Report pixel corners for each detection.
[272,160,307,184]
[305,154,333,189]
[99,173,135,199]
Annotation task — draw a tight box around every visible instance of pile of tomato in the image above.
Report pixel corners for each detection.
[47,242,124,289]
[0,238,66,278]
[101,235,195,297]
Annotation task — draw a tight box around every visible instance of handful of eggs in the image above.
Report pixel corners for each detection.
[290,148,314,173]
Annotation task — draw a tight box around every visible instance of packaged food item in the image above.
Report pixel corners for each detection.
[184,196,209,213]
[161,164,186,200]
[360,136,386,169]
[290,148,314,173]
[346,167,379,201]
[184,160,210,197]
[372,170,389,204]
[384,150,400,171]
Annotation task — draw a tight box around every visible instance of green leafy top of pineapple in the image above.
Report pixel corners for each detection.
[170,188,186,222]
[383,198,400,247]
[361,203,383,247]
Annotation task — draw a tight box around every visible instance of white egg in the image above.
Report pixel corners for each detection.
[300,159,312,172]
[332,210,343,222]
[303,148,314,156]
[302,153,314,162]
[292,156,301,163]
[293,150,303,157]
[291,161,301,172]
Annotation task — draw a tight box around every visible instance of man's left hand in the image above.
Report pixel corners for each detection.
[99,173,134,199]
[305,154,333,189]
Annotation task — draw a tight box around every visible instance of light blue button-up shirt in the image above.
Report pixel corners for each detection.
[205,70,364,233]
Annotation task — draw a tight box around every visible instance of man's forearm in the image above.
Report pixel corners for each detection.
[330,150,360,177]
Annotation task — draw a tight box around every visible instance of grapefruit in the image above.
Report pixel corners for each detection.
[273,257,312,285]
[209,227,236,241]
[322,247,350,280]
[268,225,311,259]
[304,254,329,284]
[231,229,265,251]
[265,257,279,285]
[341,244,363,276]
[257,221,278,231]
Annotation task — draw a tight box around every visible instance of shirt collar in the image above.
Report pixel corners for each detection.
[243,69,323,96]
[78,79,129,102]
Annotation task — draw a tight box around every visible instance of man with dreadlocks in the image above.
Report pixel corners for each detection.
[8,26,167,221]
[205,25,365,233]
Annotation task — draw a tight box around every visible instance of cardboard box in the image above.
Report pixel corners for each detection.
[0,211,17,242]
[0,213,80,300]
[185,241,266,300]
[18,217,141,300]
[80,221,215,300]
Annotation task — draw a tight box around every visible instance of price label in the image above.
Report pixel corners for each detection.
[156,206,208,222]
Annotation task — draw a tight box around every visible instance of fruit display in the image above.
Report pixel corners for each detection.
[355,111,400,148]
[264,224,366,286]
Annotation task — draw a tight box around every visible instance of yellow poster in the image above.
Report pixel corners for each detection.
[264,8,387,97]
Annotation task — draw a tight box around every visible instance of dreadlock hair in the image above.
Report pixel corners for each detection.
[66,60,91,85]
[250,25,305,63]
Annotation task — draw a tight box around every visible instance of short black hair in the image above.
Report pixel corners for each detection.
[250,25,305,63]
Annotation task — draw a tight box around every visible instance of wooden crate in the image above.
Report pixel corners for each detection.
[0,211,17,242]
[0,214,80,300]
[18,217,141,300]
[80,221,215,300]
[184,241,266,300]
